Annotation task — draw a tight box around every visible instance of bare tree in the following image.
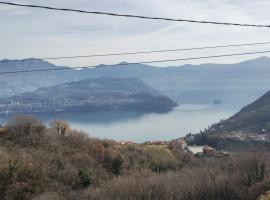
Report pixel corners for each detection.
[49,120,70,137]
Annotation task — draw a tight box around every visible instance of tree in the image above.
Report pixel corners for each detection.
[6,115,46,146]
[49,120,70,137]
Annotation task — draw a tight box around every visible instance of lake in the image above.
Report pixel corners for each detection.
[0,105,237,142]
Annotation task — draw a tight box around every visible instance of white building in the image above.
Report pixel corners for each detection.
[187,146,204,156]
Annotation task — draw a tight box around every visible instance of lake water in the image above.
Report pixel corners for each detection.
[0,105,237,142]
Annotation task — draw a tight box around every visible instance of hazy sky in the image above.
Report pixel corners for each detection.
[0,0,270,67]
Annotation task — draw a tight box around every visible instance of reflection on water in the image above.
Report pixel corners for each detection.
[0,105,237,142]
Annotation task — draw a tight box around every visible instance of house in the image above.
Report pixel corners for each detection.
[203,145,216,156]
[203,146,230,157]
[230,132,247,141]
[258,135,267,141]
[187,146,204,156]
[186,145,229,157]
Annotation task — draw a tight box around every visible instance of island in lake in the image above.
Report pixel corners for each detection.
[0,77,177,115]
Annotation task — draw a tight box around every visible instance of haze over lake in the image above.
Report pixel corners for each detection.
[0,105,236,142]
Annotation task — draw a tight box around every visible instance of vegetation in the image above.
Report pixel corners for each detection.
[206,91,270,134]
[185,90,270,152]
[0,116,270,199]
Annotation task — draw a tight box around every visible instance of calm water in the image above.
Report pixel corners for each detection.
[0,105,237,142]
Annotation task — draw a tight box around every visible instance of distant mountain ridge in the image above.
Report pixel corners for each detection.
[0,77,177,114]
[0,59,70,97]
[0,59,59,71]
[1,57,270,107]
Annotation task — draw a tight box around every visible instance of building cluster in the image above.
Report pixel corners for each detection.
[171,138,229,157]
[187,145,229,157]
[118,135,231,158]
[227,131,270,142]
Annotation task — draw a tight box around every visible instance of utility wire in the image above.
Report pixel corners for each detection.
[0,50,270,75]
[1,41,270,62]
[0,1,269,28]
[17,41,270,61]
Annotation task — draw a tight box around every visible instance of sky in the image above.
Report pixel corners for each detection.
[0,0,270,67]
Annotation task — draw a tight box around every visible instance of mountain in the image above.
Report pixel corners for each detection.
[0,77,177,114]
[207,90,270,133]
[1,57,270,107]
[73,56,270,106]
[0,59,73,97]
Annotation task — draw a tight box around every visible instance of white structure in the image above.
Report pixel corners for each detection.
[187,146,204,155]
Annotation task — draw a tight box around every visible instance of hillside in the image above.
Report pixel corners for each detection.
[0,116,269,200]
[2,57,270,107]
[184,90,270,151]
[0,77,177,114]
[205,90,270,134]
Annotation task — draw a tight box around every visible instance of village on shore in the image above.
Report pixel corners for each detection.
[119,134,229,157]
[119,130,270,157]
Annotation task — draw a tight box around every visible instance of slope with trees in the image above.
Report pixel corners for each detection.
[0,116,270,200]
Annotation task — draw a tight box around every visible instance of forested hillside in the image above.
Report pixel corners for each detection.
[0,116,269,200]
[207,90,270,134]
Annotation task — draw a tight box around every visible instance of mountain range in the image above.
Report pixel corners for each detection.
[1,56,270,107]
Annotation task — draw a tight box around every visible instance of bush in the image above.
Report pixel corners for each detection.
[78,168,95,187]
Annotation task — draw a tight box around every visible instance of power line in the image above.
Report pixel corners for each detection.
[0,50,270,75]
[18,41,270,61]
[1,41,270,62]
[0,1,269,28]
